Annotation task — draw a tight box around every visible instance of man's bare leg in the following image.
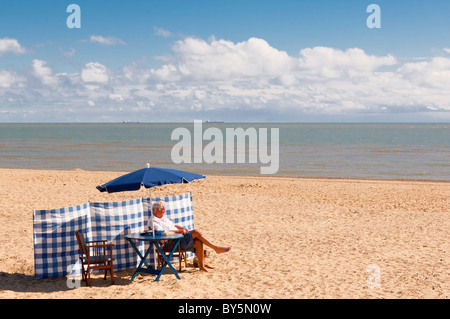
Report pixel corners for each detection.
[193,239,208,272]
[191,229,231,254]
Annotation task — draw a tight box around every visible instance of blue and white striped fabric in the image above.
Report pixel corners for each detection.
[33,203,91,279]
[33,192,195,279]
[88,198,145,274]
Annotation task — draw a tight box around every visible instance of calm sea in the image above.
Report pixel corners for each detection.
[1,123,449,181]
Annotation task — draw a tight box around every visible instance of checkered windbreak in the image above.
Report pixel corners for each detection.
[33,192,194,279]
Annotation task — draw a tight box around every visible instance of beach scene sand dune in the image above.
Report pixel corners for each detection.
[0,168,448,299]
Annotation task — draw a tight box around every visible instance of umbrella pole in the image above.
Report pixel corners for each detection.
[148,188,157,269]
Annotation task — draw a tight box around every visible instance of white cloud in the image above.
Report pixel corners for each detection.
[0,69,25,88]
[147,38,397,85]
[122,62,152,83]
[32,59,59,85]
[297,47,397,79]
[109,93,124,101]
[62,48,76,57]
[136,38,449,115]
[81,62,109,83]
[89,35,126,45]
[162,37,294,81]
[153,26,172,38]
[2,35,450,122]
[398,57,450,88]
[0,37,25,56]
[151,64,181,81]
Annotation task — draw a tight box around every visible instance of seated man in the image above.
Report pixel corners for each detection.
[148,201,231,272]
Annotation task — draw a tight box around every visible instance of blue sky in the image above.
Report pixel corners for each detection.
[1,0,450,122]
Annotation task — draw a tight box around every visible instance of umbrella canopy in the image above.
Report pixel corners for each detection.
[96,165,206,193]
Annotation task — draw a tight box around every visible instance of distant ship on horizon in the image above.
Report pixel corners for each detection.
[204,120,224,123]
[122,121,140,124]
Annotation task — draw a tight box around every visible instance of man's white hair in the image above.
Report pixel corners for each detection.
[152,201,165,211]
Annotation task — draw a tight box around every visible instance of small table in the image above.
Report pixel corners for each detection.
[125,233,184,282]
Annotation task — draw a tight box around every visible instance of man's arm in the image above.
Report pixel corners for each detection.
[173,225,188,234]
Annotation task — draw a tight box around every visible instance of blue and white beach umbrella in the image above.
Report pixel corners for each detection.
[97,164,206,193]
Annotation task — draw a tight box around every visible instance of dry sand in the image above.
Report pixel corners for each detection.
[0,168,448,299]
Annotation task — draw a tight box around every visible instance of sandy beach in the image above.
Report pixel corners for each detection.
[0,168,448,299]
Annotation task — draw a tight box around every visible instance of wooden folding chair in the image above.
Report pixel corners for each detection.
[157,239,187,272]
[75,231,115,286]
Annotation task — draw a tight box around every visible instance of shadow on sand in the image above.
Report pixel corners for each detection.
[0,266,197,294]
[0,270,134,294]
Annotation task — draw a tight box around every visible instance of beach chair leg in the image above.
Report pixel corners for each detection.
[81,265,88,285]
[109,261,115,285]
[110,267,115,285]
[81,263,86,282]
